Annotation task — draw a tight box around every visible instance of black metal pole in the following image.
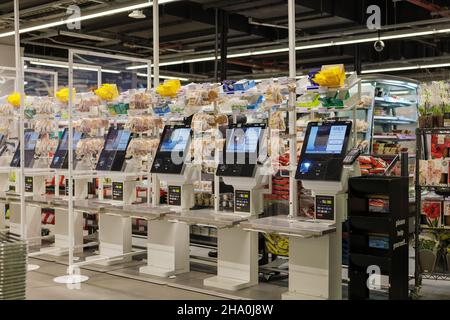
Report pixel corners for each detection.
[414,129,422,291]
[219,10,229,81]
[354,44,361,75]
[400,151,409,177]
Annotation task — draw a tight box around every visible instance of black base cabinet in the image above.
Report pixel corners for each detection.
[348,176,410,300]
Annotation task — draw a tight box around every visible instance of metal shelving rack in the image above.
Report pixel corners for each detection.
[364,75,419,159]
[415,127,450,291]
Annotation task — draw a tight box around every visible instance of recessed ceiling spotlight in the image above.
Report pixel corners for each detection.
[129,10,146,19]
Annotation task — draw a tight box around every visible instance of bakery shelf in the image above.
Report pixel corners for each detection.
[374,96,416,108]
[372,135,416,141]
[373,116,416,124]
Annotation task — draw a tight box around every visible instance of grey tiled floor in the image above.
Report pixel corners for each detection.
[26,258,223,300]
[26,257,450,300]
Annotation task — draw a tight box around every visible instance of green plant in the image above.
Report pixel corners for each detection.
[419,238,437,251]
[418,105,427,117]
[410,286,422,300]
[444,104,450,114]
[431,105,444,116]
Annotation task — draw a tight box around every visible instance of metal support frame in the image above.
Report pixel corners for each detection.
[153,0,160,88]
[14,0,26,242]
[65,48,151,272]
[288,0,298,218]
[0,65,58,98]
[23,57,105,89]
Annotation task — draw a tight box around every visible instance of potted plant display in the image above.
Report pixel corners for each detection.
[418,104,431,128]
[444,104,450,127]
[432,105,444,128]
[419,237,438,273]
[447,247,450,273]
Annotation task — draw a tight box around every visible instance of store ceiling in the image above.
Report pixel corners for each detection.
[2,0,450,81]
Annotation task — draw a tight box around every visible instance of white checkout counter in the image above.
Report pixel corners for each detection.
[242,121,360,299]
[3,130,50,247]
[162,123,270,291]
[139,124,198,277]
[82,126,143,266]
[38,128,91,256]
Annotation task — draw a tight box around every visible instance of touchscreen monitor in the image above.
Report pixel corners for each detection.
[304,124,350,155]
[159,127,191,153]
[226,126,262,154]
[58,129,83,151]
[11,130,39,167]
[103,128,131,151]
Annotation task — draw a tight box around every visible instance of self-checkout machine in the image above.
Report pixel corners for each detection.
[0,134,15,230]
[139,123,200,277]
[37,128,88,256]
[7,130,44,246]
[82,125,141,265]
[196,122,270,291]
[243,121,361,299]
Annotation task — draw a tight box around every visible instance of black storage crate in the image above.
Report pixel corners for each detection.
[348,176,409,300]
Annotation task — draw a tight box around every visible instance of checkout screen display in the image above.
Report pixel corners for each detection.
[59,129,82,151]
[104,129,131,151]
[226,127,262,153]
[24,131,39,151]
[305,125,347,155]
[160,128,191,153]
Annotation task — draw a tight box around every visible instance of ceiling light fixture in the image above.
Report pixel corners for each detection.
[128,10,146,19]
[0,0,178,38]
[29,61,121,74]
[362,62,450,74]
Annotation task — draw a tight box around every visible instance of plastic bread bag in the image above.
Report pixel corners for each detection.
[34,97,56,115]
[192,113,216,132]
[186,89,203,107]
[170,100,186,114]
[243,94,263,110]
[265,85,283,105]
[269,111,286,131]
[95,83,119,102]
[0,119,11,135]
[156,79,181,98]
[76,138,105,159]
[126,116,163,133]
[129,91,151,110]
[78,92,102,113]
[35,137,58,157]
[296,92,320,108]
[7,92,22,108]
[312,64,346,87]
[33,119,58,134]
[75,118,109,135]
[126,138,160,158]
[0,103,15,116]
[228,97,249,112]
[56,87,76,104]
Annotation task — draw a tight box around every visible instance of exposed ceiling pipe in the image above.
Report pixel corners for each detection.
[405,0,450,17]
[248,17,289,30]
[228,59,287,71]
[59,30,111,42]
[21,39,148,57]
